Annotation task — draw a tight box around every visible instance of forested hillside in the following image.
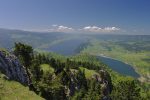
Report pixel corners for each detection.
[0,43,149,100]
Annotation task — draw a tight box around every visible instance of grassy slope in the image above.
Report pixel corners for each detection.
[40,64,54,73]
[0,74,43,100]
[81,39,150,82]
[79,67,99,78]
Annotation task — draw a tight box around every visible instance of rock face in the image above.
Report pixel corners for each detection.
[65,69,112,99]
[92,70,113,100]
[0,50,29,85]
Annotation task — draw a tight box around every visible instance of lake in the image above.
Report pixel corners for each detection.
[98,56,140,78]
[46,38,140,78]
[45,38,87,56]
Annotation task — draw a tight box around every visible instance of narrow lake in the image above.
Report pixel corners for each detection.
[98,56,140,78]
[45,38,87,56]
[46,38,140,78]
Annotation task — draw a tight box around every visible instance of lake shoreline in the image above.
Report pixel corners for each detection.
[96,54,150,83]
[94,54,140,78]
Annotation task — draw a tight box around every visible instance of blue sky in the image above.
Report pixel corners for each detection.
[0,0,150,34]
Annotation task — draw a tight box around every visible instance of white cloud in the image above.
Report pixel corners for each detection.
[49,25,74,32]
[81,26,120,33]
[37,25,121,34]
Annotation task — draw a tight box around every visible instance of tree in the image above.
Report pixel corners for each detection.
[111,78,141,100]
[14,42,33,84]
[14,42,33,68]
[76,69,87,90]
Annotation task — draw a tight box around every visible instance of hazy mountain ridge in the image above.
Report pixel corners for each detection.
[0,28,71,49]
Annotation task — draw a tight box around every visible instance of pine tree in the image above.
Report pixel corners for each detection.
[111,78,141,100]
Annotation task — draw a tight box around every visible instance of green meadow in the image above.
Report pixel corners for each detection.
[81,39,150,82]
[0,74,43,100]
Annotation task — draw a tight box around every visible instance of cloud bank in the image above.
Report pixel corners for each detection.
[81,26,120,33]
[49,25,74,33]
[49,25,120,33]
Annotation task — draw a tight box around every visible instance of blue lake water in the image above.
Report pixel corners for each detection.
[45,38,140,78]
[45,38,87,56]
[98,56,140,78]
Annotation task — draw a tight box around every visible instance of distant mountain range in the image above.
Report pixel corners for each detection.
[0,28,150,50]
[0,28,71,49]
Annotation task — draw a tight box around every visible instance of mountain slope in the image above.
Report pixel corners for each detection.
[0,49,43,99]
[0,73,43,100]
[0,28,73,50]
[0,49,29,85]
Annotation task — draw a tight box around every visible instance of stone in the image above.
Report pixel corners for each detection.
[0,50,29,85]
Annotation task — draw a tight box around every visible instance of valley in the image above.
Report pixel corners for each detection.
[80,36,150,82]
[0,28,149,82]
[37,37,140,78]
[0,29,150,99]
[1,0,150,99]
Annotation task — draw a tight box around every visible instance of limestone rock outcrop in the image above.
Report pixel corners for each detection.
[0,50,29,85]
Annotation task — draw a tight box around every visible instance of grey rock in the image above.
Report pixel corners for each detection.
[0,50,29,85]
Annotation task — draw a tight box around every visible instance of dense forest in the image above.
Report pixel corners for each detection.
[1,43,149,100]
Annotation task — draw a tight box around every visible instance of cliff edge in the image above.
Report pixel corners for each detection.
[0,50,29,85]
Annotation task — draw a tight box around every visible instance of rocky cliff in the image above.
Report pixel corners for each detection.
[0,50,29,85]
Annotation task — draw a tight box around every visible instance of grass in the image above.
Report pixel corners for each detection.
[0,74,43,100]
[40,64,54,73]
[79,67,99,78]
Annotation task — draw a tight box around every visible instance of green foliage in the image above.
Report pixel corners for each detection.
[40,64,54,73]
[71,88,86,100]
[111,78,141,100]
[1,43,148,100]
[79,67,99,78]
[81,39,150,82]
[29,50,145,100]
[14,42,33,68]
[83,80,102,100]
[76,69,87,90]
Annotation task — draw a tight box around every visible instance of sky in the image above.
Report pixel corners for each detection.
[0,0,150,34]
